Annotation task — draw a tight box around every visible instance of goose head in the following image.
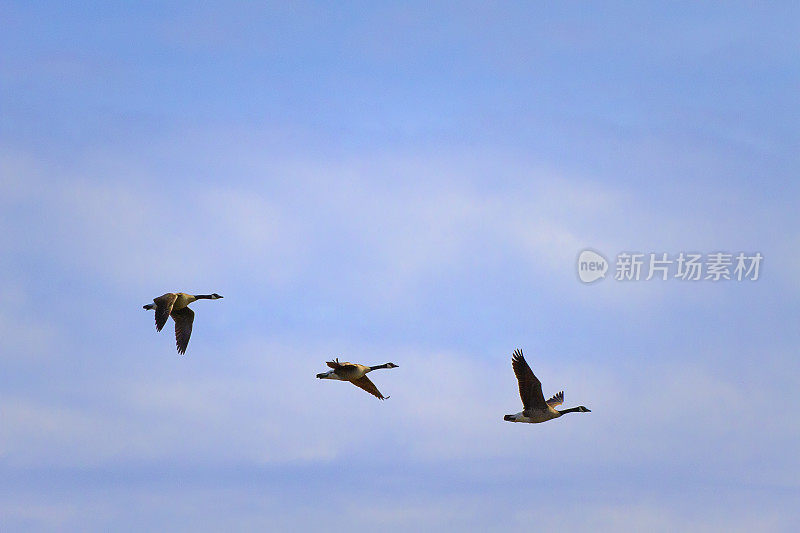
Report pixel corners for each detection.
[576,406,591,412]
[210,293,223,299]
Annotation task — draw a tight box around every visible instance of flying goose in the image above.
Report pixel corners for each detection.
[143,292,223,354]
[504,349,590,423]
[316,358,398,400]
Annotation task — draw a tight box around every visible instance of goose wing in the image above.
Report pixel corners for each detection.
[546,391,564,408]
[512,349,546,410]
[153,293,177,332]
[326,358,357,371]
[172,307,194,355]
[351,376,387,400]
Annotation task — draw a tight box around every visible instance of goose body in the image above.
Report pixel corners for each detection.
[316,358,398,400]
[504,349,590,424]
[143,292,222,354]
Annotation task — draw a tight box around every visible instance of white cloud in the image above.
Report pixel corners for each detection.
[0,145,628,299]
[4,332,797,490]
[1,135,797,530]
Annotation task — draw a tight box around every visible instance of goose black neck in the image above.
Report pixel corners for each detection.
[195,294,215,299]
[369,363,390,371]
[558,407,584,414]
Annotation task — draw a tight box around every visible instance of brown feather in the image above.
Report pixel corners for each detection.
[172,307,194,355]
[327,359,360,376]
[512,349,546,410]
[546,391,564,408]
[153,293,177,332]
[351,376,387,400]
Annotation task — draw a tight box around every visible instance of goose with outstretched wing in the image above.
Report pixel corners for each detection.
[143,292,223,354]
[316,358,398,400]
[504,349,590,423]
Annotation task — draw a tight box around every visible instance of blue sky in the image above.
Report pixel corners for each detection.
[2,2,799,531]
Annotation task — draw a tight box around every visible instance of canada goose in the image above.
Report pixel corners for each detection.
[504,349,590,423]
[316,358,398,400]
[142,292,223,354]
